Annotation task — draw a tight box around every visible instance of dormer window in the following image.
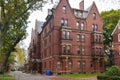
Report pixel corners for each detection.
[62,6,66,13]
[93,13,96,19]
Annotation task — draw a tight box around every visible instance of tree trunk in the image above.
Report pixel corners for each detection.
[3,37,21,71]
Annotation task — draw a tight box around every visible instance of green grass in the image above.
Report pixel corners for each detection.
[0,72,15,80]
[59,73,98,78]
[0,77,15,80]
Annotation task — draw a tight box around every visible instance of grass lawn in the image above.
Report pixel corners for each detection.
[0,72,15,80]
[59,73,98,78]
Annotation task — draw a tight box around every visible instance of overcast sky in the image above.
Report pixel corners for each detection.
[22,0,120,49]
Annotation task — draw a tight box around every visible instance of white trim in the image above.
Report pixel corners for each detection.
[111,20,120,35]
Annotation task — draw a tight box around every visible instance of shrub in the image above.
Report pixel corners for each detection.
[105,66,120,76]
[97,66,120,80]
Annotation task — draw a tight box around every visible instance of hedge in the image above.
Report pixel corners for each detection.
[97,74,120,80]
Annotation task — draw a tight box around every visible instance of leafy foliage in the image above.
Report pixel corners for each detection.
[0,0,53,70]
[106,66,120,76]
[97,66,120,80]
[101,9,120,47]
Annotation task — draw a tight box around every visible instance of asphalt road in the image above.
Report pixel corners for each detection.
[10,71,51,80]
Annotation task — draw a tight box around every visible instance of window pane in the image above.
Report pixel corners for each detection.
[81,22,84,30]
[65,19,68,27]
[62,6,66,13]
[69,61,72,68]
[68,45,71,53]
[67,31,70,39]
[78,61,80,68]
[63,45,66,53]
[57,61,61,68]
[78,47,80,54]
[76,22,79,29]
[81,35,85,42]
[61,19,64,27]
[93,13,96,19]
[77,34,80,41]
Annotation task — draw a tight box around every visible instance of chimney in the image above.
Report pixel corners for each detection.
[79,0,84,10]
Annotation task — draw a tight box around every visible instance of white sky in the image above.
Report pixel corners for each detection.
[22,0,120,49]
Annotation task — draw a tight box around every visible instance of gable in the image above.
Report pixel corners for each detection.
[87,2,102,22]
[112,20,120,35]
[53,0,76,28]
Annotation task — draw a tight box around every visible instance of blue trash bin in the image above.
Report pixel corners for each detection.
[46,70,51,76]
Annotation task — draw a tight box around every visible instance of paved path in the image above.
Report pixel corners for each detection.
[10,71,51,80]
[10,71,97,80]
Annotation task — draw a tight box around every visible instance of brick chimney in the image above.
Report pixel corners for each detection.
[79,0,84,10]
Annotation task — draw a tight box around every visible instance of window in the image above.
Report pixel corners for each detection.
[63,45,66,53]
[64,19,68,27]
[76,22,80,29]
[93,13,96,19]
[81,34,85,42]
[81,22,84,30]
[61,19,64,26]
[92,24,95,31]
[57,61,61,68]
[96,35,99,42]
[99,35,101,42]
[77,34,80,41]
[119,46,120,55]
[96,48,99,55]
[69,61,72,68]
[95,24,98,31]
[118,33,120,42]
[82,47,85,55]
[63,31,67,39]
[74,11,77,16]
[77,47,80,54]
[61,19,68,27]
[67,31,70,39]
[68,45,71,53]
[82,61,86,68]
[62,6,66,13]
[78,61,80,68]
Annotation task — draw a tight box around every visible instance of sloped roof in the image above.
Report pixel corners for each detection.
[83,5,92,18]
[111,20,120,35]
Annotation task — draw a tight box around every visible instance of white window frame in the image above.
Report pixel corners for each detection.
[118,33,120,42]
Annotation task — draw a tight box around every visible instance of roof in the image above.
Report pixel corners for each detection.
[111,20,120,35]
[35,20,44,33]
[83,5,92,18]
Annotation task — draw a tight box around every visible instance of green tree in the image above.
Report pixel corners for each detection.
[101,9,120,66]
[0,0,53,71]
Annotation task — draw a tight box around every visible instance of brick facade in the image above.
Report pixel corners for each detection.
[112,20,120,67]
[27,20,43,73]
[28,0,104,74]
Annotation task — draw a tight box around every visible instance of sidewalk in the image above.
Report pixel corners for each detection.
[33,73,97,80]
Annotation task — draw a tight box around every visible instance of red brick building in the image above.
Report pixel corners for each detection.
[111,20,120,67]
[27,20,43,73]
[28,0,104,74]
[41,0,104,74]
